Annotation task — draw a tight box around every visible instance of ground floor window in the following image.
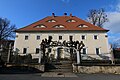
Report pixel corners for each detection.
[36,48,40,54]
[96,48,100,55]
[83,48,87,54]
[23,48,27,54]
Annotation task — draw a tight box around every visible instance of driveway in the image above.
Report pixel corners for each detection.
[0,73,120,80]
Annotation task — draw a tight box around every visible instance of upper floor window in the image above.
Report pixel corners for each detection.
[67,19,76,22]
[78,24,88,28]
[48,36,52,40]
[47,19,56,22]
[82,35,86,40]
[59,36,62,40]
[94,35,98,40]
[53,25,64,28]
[25,35,28,40]
[37,35,40,40]
[96,48,100,55]
[23,48,27,54]
[69,36,73,41]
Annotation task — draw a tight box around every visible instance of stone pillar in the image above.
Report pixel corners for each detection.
[38,50,42,64]
[77,50,80,64]
[7,43,12,63]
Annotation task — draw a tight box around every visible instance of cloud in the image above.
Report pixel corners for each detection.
[103,0,120,44]
[104,12,120,33]
[104,1,120,33]
[61,0,70,3]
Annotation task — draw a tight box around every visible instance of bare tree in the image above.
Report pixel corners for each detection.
[87,8,108,27]
[112,40,120,49]
[0,17,16,41]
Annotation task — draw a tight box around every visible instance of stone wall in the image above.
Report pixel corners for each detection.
[7,64,45,72]
[73,65,120,74]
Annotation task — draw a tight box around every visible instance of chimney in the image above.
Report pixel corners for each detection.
[52,13,55,17]
[70,13,72,17]
[64,13,67,16]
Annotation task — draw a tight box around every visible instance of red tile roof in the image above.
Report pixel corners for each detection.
[116,48,120,51]
[15,15,109,32]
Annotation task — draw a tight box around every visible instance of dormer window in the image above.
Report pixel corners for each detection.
[35,24,46,28]
[78,24,88,28]
[67,19,76,22]
[47,19,56,22]
[53,25,64,28]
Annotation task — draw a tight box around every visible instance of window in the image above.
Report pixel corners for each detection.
[96,48,100,55]
[59,36,62,40]
[25,35,28,40]
[69,36,73,41]
[37,36,40,40]
[94,35,98,40]
[23,48,27,54]
[48,36,52,40]
[82,35,85,40]
[36,48,39,54]
[83,48,87,54]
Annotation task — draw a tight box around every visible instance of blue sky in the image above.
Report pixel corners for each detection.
[0,0,120,43]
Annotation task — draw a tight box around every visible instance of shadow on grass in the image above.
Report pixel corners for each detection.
[0,66,43,74]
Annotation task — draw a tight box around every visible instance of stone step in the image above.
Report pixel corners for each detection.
[48,68,73,72]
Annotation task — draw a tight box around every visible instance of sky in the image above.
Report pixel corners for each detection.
[0,0,120,44]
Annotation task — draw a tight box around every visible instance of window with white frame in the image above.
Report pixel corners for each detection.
[25,35,28,40]
[94,35,98,40]
[36,35,40,40]
[36,48,39,54]
[96,48,100,55]
[69,36,73,41]
[59,36,62,40]
[23,48,27,54]
[82,48,87,54]
[82,35,86,40]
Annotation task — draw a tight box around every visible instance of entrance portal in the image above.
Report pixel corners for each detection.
[57,48,63,60]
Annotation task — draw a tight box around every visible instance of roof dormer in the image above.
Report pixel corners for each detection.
[67,19,76,22]
[35,24,46,28]
[47,19,56,22]
[78,24,88,28]
[53,25,64,28]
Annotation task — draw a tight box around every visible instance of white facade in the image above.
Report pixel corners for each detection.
[14,31,110,60]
